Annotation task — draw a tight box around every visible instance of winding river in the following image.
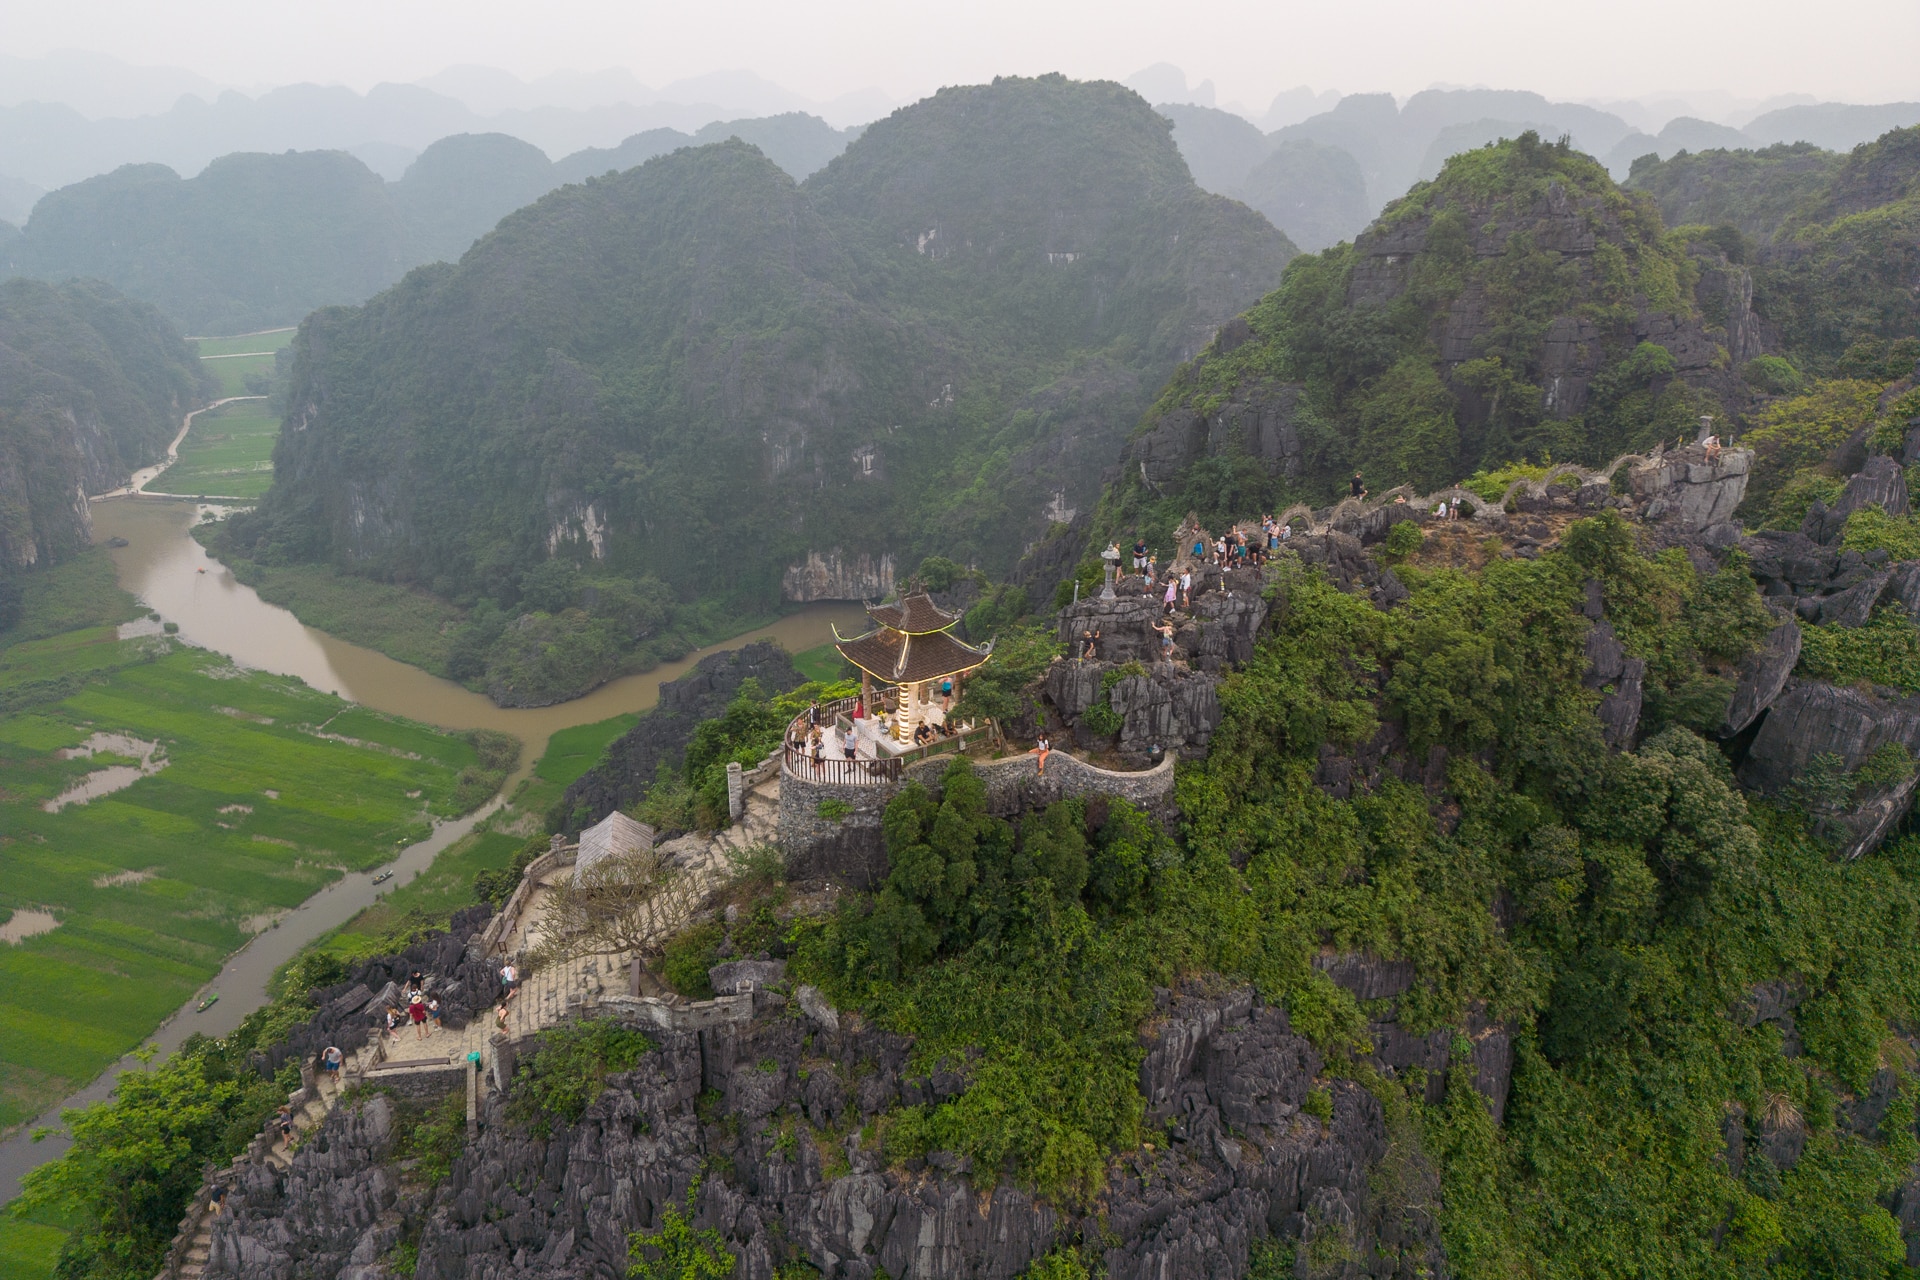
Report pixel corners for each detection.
[0,496,863,1201]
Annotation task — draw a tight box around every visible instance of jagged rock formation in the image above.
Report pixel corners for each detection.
[204,982,1453,1280]
[557,642,803,835]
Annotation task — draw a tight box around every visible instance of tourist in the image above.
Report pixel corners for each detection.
[1180,569,1192,609]
[940,677,954,709]
[1351,471,1366,499]
[913,722,934,746]
[1435,500,1447,517]
[1450,498,1462,521]
[807,700,820,728]
[427,998,443,1034]
[384,1005,402,1042]
[1281,522,1292,541]
[1705,434,1722,462]
[1157,620,1176,657]
[209,1183,228,1216]
[811,732,824,771]
[496,1002,510,1032]
[500,961,519,1001]
[843,728,858,761]
[320,1045,343,1079]
[1191,532,1207,561]
[1163,577,1178,614]
[1034,734,1051,775]
[1132,536,1148,573]
[409,991,429,1040]
[407,969,424,995]
[276,1106,295,1141]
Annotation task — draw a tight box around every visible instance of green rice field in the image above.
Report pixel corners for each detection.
[0,557,487,1138]
[535,712,640,789]
[193,328,293,398]
[153,399,279,499]
[792,642,846,683]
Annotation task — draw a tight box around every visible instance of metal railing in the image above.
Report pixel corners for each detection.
[782,698,999,786]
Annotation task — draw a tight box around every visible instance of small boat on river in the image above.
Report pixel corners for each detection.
[196,992,219,1012]
[371,870,393,884]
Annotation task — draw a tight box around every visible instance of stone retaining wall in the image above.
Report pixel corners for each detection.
[777,748,1178,887]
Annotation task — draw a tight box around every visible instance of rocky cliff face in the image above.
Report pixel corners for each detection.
[204,981,1463,1280]
[783,551,897,604]
[0,277,207,570]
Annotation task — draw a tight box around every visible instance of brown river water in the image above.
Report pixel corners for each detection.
[0,497,863,1201]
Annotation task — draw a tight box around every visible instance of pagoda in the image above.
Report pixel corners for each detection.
[833,590,992,742]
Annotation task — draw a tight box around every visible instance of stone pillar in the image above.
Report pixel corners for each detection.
[466,1052,480,1141]
[727,761,745,820]
[630,956,644,998]
[490,1032,515,1096]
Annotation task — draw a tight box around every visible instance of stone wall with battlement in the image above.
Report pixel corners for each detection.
[777,747,1178,888]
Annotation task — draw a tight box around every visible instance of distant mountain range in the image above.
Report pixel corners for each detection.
[1156,92,1920,251]
[1,116,863,333]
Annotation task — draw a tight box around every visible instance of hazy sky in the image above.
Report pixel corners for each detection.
[7,0,1918,108]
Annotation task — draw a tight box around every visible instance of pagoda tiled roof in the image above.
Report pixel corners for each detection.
[866,591,961,635]
[834,625,991,685]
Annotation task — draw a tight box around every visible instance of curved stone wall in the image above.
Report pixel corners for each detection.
[777,748,1178,887]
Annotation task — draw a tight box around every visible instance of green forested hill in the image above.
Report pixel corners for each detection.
[222,75,1294,704]
[1628,125,1920,378]
[3,116,867,334]
[0,278,208,580]
[1105,132,1746,535]
[8,152,407,334]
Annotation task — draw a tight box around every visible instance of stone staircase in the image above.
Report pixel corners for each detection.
[156,793,771,1278]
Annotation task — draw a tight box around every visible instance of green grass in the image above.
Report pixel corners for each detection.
[153,400,278,499]
[535,713,640,789]
[0,566,486,1137]
[194,539,463,677]
[200,354,275,397]
[791,642,845,684]
[317,830,528,959]
[0,1213,66,1280]
[191,330,295,359]
[0,551,139,651]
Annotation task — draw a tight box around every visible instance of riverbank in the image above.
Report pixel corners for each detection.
[0,550,490,1157]
[0,499,863,1224]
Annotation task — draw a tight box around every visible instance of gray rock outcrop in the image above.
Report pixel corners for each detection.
[1722,621,1802,735]
[1739,680,1920,858]
[209,986,1451,1279]
[1628,447,1751,530]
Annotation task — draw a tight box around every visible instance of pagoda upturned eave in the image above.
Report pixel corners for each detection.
[832,626,991,686]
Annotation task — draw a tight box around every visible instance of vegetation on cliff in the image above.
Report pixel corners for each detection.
[1630,125,1920,379]
[786,511,1920,1274]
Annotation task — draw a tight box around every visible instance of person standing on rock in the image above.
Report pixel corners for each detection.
[320,1045,343,1080]
[1033,734,1051,776]
[1163,577,1178,615]
[1351,471,1366,499]
[1156,620,1176,658]
[1132,536,1148,574]
[1180,569,1192,611]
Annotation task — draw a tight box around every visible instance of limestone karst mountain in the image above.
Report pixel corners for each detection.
[0,277,209,572]
[225,74,1294,704]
